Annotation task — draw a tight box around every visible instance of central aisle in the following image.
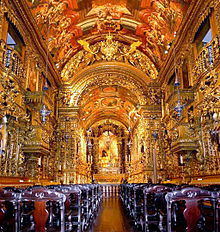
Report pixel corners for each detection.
[91,197,138,232]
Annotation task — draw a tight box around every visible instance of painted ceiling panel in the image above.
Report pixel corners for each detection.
[25,0,191,131]
[26,0,191,73]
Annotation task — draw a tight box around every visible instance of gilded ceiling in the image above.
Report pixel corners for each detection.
[26,0,191,130]
[26,0,191,74]
[79,85,138,128]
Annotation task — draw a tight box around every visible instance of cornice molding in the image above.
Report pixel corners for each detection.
[6,0,61,88]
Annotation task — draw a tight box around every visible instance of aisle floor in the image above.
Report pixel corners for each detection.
[90,197,138,232]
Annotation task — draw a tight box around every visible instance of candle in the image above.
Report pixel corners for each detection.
[10,143,13,159]
[180,155,183,164]
[38,157,41,166]
[0,139,2,154]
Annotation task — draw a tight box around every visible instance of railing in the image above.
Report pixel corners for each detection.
[94,173,124,183]
[0,39,24,79]
[25,90,54,109]
[102,184,119,197]
[98,166,120,174]
[166,88,194,109]
[193,36,220,81]
[25,91,44,104]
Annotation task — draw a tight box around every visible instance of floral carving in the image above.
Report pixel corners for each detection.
[61,35,158,81]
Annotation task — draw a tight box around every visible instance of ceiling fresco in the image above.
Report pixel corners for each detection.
[26,0,191,73]
[78,85,138,128]
[26,0,192,131]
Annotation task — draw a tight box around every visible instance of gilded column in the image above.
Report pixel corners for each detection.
[214,1,220,35]
[93,138,99,174]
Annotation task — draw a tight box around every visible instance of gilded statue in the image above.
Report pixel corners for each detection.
[78,40,98,55]
[62,35,157,81]
[30,0,82,64]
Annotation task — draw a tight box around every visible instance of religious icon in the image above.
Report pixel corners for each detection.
[98,131,119,173]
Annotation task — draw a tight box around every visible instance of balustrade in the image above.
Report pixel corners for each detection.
[0,39,24,79]
[102,184,119,197]
[193,36,220,81]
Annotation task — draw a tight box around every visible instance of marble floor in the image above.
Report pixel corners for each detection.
[91,197,138,232]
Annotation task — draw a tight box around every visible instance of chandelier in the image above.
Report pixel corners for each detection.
[40,16,52,124]
[172,45,185,119]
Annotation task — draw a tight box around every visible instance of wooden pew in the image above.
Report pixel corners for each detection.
[166,187,216,232]
[20,187,66,232]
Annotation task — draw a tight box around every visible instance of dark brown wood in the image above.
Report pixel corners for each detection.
[20,187,66,232]
[0,188,19,232]
[33,201,49,232]
[166,187,216,232]
[183,200,201,232]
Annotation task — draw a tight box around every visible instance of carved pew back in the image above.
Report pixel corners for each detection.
[143,185,172,232]
[0,188,19,232]
[166,187,216,232]
[216,191,220,232]
[47,185,82,232]
[20,187,66,232]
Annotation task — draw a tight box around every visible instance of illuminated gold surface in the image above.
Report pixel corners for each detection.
[0,0,219,186]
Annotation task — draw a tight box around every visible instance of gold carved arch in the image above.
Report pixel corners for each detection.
[84,111,130,130]
[61,62,151,129]
[68,62,150,106]
[91,119,127,132]
[61,35,158,82]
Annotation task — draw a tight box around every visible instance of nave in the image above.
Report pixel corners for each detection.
[92,197,137,232]
[0,183,219,232]
[0,1,220,231]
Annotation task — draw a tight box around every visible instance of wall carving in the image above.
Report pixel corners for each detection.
[61,35,158,82]
[67,71,148,106]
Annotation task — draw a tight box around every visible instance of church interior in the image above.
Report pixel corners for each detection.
[0,0,219,231]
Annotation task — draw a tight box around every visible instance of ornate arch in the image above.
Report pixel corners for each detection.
[61,35,158,82]
[68,62,151,106]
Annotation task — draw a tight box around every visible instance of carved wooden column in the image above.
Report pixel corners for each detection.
[93,138,99,174]
[58,105,80,184]
[140,102,162,183]
[0,3,4,39]
[117,139,123,173]
[124,137,128,163]
[215,1,220,35]
[25,154,38,179]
